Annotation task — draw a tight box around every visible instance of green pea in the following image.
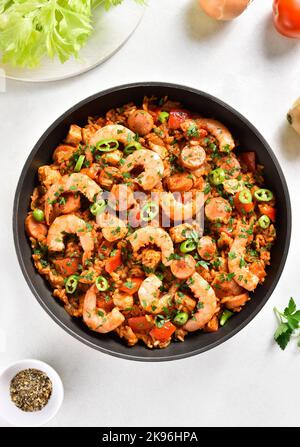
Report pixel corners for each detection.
[173,312,189,326]
[33,209,44,222]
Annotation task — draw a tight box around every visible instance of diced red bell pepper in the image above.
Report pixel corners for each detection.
[128,316,154,333]
[258,204,276,221]
[234,192,255,214]
[54,257,80,277]
[120,278,144,295]
[168,109,189,130]
[150,321,176,341]
[105,249,122,274]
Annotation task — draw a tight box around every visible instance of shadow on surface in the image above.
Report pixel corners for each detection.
[278,122,300,161]
[185,0,229,41]
[262,14,298,59]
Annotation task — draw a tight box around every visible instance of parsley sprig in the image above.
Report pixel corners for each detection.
[274,298,300,350]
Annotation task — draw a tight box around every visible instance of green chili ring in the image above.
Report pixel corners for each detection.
[90,199,106,216]
[209,168,226,186]
[258,214,271,229]
[254,188,274,202]
[124,141,142,156]
[96,139,119,152]
[180,240,196,253]
[141,202,159,222]
[95,276,109,292]
[65,275,79,294]
[74,155,85,172]
[238,188,252,204]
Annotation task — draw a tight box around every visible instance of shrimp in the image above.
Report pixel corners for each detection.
[47,214,94,262]
[120,149,164,191]
[89,124,135,147]
[183,272,217,332]
[138,274,175,314]
[83,285,125,333]
[228,226,259,292]
[113,291,134,310]
[96,212,128,242]
[148,141,168,159]
[44,173,101,224]
[221,293,250,311]
[127,226,174,266]
[160,192,202,221]
[197,118,235,152]
[110,184,135,211]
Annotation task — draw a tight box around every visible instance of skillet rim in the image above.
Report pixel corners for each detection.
[13,82,292,361]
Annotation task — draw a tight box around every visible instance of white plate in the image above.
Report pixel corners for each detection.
[0,1,145,83]
[0,359,64,427]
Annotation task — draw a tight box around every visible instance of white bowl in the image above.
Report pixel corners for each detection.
[0,359,64,427]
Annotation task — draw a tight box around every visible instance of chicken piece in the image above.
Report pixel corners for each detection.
[65,124,82,146]
[38,165,61,190]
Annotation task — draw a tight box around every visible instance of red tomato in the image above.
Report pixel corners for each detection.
[239,152,256,172]
[150,321,176,341]
[54,257,80,277]
[168,109,189,129]
[96,294,114,313]
[234,192,255,214]
[273,0,300,38]
[120,278,144,295]
[128,316,154,333]
[105,249,122,274]
[258,204,276,222]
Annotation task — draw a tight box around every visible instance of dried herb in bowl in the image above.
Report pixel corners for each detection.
[10,368,52,412]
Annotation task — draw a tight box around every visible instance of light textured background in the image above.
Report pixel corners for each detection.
[1,0,300,427]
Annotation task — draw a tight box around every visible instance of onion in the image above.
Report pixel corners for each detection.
[199,0,252,21]
[287,98,300,135]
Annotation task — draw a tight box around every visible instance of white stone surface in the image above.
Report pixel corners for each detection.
[0,0,300,427]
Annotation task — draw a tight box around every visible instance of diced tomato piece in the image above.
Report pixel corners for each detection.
[258,204,276,221]
[120,278,144,295]
[234,192,255,214]
[168,109,189,130]
[128,316,154,333]
[105,249,122,274]
[239,152,256,172]
[54,257,80,277]
[96,294,114,313]
[150,321,176,341]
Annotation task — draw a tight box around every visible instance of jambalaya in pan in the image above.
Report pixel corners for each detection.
[26,97,276,349]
